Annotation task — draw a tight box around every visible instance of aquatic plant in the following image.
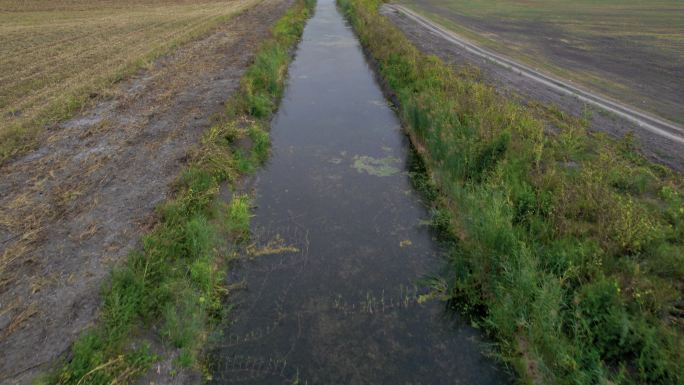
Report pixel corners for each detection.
[352,154,401,177]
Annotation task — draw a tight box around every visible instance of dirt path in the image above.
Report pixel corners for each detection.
[383,4,684,170]
[0,1,291,383]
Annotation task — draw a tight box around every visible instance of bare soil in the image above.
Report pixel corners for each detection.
[0,0,291,383]
[397,0,684,126]
[382,6,684,171]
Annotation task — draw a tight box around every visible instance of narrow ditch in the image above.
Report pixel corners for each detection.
[210,0,511,383]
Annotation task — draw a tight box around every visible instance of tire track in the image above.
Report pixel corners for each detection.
[385,3,684,146]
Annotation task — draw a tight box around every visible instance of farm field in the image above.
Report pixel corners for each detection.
[1,0,684,384]
[0,0,259,163]
[397,0,684,125]
[0,0,298,383]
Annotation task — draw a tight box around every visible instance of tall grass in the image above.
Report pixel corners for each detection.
[339,0,684,383]
[39,1,314,383]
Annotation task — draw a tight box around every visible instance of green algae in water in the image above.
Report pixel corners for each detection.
[352,155,400,177]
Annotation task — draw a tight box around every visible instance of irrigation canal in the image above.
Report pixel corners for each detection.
[210,0,511,383]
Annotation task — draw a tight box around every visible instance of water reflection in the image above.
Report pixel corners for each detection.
[210,0,511,383]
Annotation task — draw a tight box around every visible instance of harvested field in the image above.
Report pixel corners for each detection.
[397,0,684,126]
[382,4,684,170]
[0,0,292,383]
[0,0,260,163]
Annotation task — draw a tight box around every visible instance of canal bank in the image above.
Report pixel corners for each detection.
[209,0,511,383]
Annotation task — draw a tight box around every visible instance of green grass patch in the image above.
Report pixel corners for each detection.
[339,0,684,383]
[38,1,314,383]
[225,194,252,240]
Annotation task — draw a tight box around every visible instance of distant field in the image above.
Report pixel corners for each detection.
[398,0,684,125]
[0,0,258,163]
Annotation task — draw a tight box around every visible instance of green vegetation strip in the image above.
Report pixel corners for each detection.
[339,0,683,383]
[39,1,314,384]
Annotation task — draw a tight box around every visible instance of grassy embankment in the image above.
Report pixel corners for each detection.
[0,0,259,164]
[340,0,683,383]
[38,1,314,383]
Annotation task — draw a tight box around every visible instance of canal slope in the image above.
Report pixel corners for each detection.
[338,0,684,383]
[209,0,511,383]
[381,3,684,171]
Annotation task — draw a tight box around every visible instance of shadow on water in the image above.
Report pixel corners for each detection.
[210,0,512,383]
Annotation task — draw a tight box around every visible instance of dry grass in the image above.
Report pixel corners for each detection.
[0,0,259,163]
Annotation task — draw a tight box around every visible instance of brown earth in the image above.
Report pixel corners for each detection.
[381,6,684,171]
[396,1,684,126]
[0,0,291,383]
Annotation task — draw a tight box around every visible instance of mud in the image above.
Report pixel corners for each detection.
[0,1,291,383]
[382,5,684,171]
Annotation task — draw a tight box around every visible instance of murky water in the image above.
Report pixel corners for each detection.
[210,1,511,383]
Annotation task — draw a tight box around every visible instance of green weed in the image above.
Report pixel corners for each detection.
[339,0,684,383]
[40,0,314,383]
[226,194,252,239]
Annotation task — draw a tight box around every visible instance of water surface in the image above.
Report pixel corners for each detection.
[211,1,511,383]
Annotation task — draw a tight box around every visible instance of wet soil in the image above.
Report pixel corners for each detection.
[382,6,684,171]
[0,1,291,383]
[208,1,511,384]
